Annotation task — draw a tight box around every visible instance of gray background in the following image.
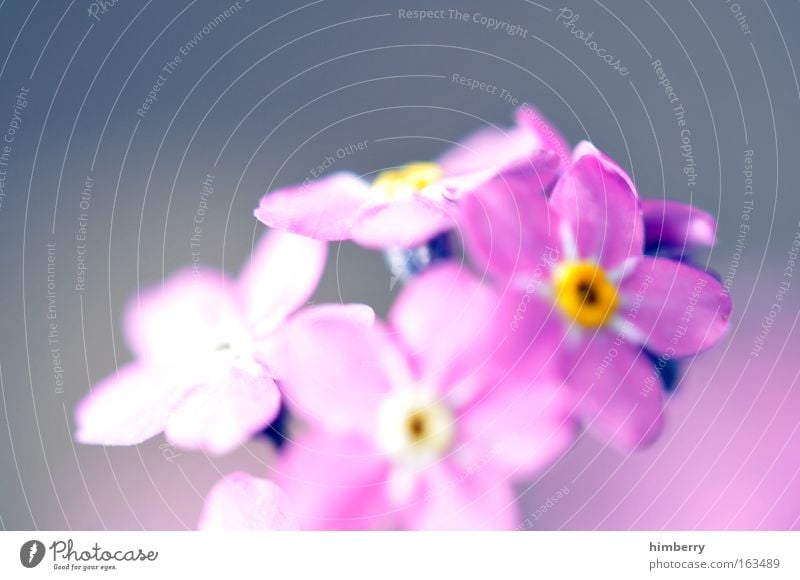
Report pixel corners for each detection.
[0,0,799,530]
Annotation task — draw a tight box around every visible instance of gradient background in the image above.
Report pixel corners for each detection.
[0,0,798,530]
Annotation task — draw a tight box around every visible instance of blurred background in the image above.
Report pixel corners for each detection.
[0,0,798,530]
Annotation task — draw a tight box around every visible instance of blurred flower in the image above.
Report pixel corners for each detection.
[199,472,298,530]
[75,230,326,454]
[384,231,455,291]
[642,199,717,259]
[461,141,732,450]
[254,106,567,249]
[271,264,575,529]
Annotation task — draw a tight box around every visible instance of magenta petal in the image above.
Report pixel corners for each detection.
[458,380,576,478]
[164,367,281,455]
[276,304,407,432]
[199,473,298,530]
[238,229,327,333]
[460,174,562,281]
[410,463,517,530]
[275,431,392,530]
[550,142,644,269]
[642,199,717,251]
[124,269,239,365]
[568,335,665,450]
[75,364,180,446]
[350,196,454,249]
[254,172,372,240]
[388,264,500,399]
[619,257,732,357]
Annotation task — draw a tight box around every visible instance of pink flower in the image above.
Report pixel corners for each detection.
[199,472,298,530]
[271,264,575,530]
[75,230,326,454]
[254,106,568,249]
[461,142,732,450]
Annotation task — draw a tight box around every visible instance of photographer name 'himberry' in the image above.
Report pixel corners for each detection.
[650,541,705,556]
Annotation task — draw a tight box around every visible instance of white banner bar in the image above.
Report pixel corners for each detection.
[1,532,797,579]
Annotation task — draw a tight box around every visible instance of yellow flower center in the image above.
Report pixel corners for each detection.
[553,262,619,328]
[371,162,444,200]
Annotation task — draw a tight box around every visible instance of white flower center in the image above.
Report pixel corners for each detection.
[204,321,260,376]
[376,389,455,470]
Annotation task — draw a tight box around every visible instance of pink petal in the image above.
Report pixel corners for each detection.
[490,291,564,382]
[124,269,240,366]
[408,463,517,530]
[350,196,454,249]
[549,141,644,270]
[618,257,732,357]
[440,150,561,202]
[164,366,281,455]
[642,199,717,251]
[437,124,537,178]
[515,105,571,167]
[567,334,665,450]
[437,105,567,180]
[274,431,393,530]
[75,364,182,446]
[458,378,576,478]
[388,264,501,400]
[459,174,562,281]
[254,172,372,240]
[199,472,298,530]
[571,141,638,193]
[276,304,409,433]
[238,229,327,334]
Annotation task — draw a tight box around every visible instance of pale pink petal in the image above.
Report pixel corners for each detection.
[254,172,372,240]
[642,199,717,251]
[567,334,665,450]
[458,378,576,478]
[408,463,517,530]
[164,367,281,455]
[388,264,500,400]
[238,229,327,334]
[549,142,644,270]
[350,196,454,249]
[75,364,181,446]
[459,174,562,281]
[618,257,731,356]
[274,431,393,530]
[124,269,240,366]
[276,304,409,433]
[199,473,298,530]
